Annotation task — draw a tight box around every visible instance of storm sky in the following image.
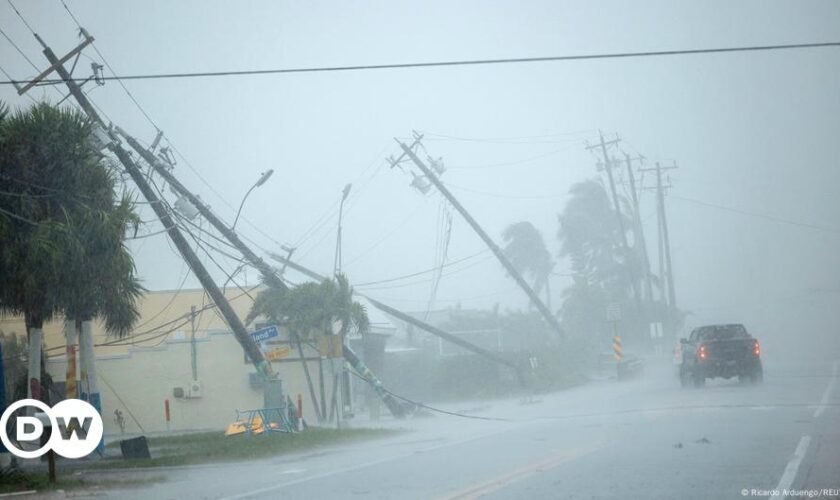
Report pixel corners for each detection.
[1,1,838,344]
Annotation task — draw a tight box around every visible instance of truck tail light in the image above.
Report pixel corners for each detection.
[753,340,761,357]
[698,344,707,361]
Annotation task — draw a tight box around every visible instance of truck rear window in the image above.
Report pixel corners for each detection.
[697,325,749,341]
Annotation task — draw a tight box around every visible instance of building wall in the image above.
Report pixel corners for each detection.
[2,287,397,434]
[45,332,326,435]
[0,287,332,435]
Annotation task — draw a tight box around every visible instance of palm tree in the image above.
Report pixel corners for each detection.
[247,273,369,422]
[502,222,555,310]
[0,103,142,412]
[558,180,631,290]
[556,179,643,341]
[247,273,369,341]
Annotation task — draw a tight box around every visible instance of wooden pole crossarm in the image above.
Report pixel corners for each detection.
[18,34,95,96]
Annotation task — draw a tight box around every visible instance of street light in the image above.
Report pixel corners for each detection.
[333,183,352,276]
[233,169,274,230]
[332,183,353,427]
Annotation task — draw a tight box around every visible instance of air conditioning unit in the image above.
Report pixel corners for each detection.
[189,380,203,398]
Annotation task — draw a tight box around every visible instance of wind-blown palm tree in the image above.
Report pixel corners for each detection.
[502,221,555,310]
[556,179,643,341]
[0,103,142,413]
[247,273,369,421]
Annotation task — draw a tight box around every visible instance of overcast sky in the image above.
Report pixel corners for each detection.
[2,1,838,343]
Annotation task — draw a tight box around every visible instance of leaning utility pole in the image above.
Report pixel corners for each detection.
[640,162,678,313]
[623,153,655,304]
[586,132,641,304]
[119,105,523,408]
[115,131,286,291]
[26,32,273,379]
[394,137,564,338]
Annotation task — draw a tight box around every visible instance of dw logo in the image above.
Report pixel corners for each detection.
[0,399,104,459]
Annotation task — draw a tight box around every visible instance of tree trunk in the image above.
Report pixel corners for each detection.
[64,320,78,399]
[26,317,43,405]
[545,279,552,313]
[294,333,322,423]
[78,319,104,453]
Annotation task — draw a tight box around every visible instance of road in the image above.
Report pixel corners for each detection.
[80,355,839,500]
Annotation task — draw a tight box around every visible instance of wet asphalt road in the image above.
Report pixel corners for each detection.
[78,356,839,500]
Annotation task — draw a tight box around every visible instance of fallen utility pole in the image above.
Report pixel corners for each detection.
[395,138,565,338]
[266,252,521,372]
[30,32,273,379]
[363,297,519,371]
[116,116,417,417]
[117,108,511,410]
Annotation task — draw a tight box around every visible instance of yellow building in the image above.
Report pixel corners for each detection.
[0,287,330,436]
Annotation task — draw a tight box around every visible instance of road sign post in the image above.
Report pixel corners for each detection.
[250,326,280,344]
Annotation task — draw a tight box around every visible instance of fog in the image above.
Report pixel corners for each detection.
[2,2,837,337]
[1,1,839,498]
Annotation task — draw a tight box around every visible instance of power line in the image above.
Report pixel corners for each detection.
[356,253,496,291]
[2,41,838,87]
[58,0,161,131]
[3,1,69,103]
[445,182,565,200]
[54,2,293,259]
[446,146,580,170]
[128,264,190,332]
[341,197,429,267]
[424,130,596,143]
[669,195,839,234]
[6,0,36,35]
[0,25,39,70]
[354,249,491,287]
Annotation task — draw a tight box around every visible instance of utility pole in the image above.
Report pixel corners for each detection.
[190,305,198,381]
[116,130,285,290]
[394,137,564,338]
[623,153,655,303]
[586,132,641,304]
[120,106,523,403]
[656,162,677,312]
[640,162,678,321]
[28,32,274,379]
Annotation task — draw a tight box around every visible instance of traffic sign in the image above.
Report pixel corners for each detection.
[264,346,291,361]
[613,335,623,361]
[250,325,279,343]
[606,303,622,322]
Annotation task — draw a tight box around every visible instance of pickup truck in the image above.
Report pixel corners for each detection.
[678,324,763,387]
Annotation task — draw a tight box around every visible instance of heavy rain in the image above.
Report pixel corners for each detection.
[0,2,838,499]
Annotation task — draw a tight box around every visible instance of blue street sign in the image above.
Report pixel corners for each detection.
[250,325,279,343]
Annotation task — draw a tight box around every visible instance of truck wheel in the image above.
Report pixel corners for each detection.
[750,365,764,384]
[680,367,690,388]
[693,373,705,388]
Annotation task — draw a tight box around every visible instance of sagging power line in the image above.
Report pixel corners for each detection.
[2,41,838,87]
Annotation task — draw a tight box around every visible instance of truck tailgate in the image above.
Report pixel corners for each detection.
[706,339,753,360]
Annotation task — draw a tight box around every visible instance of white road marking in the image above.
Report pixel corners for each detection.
[278,468,305,474]
[772,435,811,499]
[813,359,839,418]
